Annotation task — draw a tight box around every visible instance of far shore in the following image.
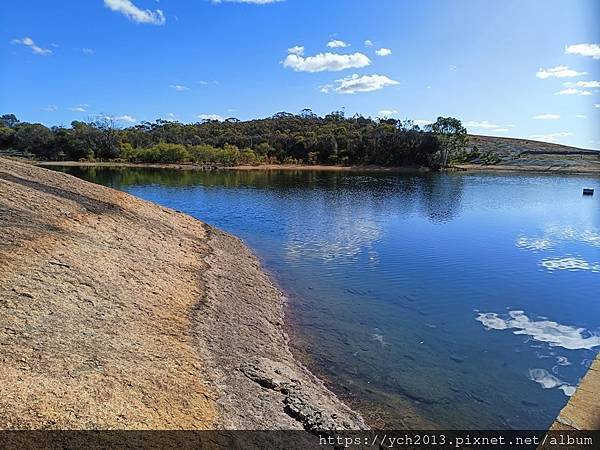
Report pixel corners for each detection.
[32,160,600,176]
[33,160,430,173]
[453,163,600,176]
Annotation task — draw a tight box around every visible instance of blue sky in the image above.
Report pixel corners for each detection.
[1,0,599,149]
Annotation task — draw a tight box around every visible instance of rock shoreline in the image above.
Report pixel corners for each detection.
[0,158,365,431]
[193,226,366,430]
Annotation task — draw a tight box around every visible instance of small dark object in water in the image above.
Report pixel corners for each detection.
[583,188,594,196]
[449,355,465,364]
[522,400,539,408]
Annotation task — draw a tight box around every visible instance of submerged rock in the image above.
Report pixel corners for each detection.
[240,357,361,432]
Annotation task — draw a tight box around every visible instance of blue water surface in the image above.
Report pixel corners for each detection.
[56,167,600,429]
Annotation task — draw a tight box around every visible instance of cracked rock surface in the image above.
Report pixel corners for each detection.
[194,227,366,430]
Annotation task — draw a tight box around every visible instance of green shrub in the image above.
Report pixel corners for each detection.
[187,143,261,166]
[123,142,189,163]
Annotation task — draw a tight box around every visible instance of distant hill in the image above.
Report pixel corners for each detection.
[468,135,598,157]
[457,135,600,173]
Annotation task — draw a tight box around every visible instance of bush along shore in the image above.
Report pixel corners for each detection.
[0,112,467,169]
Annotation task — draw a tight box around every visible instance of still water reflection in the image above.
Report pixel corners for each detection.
[55,167,600,429]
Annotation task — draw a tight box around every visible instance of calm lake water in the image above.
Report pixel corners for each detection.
[55,167,600,429]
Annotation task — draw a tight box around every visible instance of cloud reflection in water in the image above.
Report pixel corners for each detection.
[476,310,600,350]
[528,369,576,397]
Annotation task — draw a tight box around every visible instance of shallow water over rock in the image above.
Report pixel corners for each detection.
[56,167,600,429]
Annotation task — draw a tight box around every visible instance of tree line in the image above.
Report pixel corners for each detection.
[0,110,467,169]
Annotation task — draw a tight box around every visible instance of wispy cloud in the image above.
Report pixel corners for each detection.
[115,115,137,123]
[364,40,374,47]
[43,105,58,112]
[69,104,89,112]
[536,65,586,79]
[104,0,165,25]
[565,43,600,60]
[82,48,94,54]
[375,48,392,57]
[530,132,573,143]
[170,84,190,91]
[555,88,592,96]
[283,51,370,72]
[332,74,399,94]
[563,80,600,88]
[532,114,560,120]
[465,121,509,132]
[11,37,52,56]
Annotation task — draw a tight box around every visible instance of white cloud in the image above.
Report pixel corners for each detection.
[529,132,573,143]
[465,121,509,132]
[375,48,392,57]
[595,104,600,108]
[536,65,586,79]
[414,119,433,127]
[466,121,500,129]
[532,114,560,120]
[364,40,374,47]
[319,84,333,94]
[283,52,371,72]
[565,43,600,60]
[327,39,349,49]
[115,115,137,123]
[287,45,304,56]
[563,80,600,88]
[43,105,58,112]
[69,104,89,112]
[11,37,52,56]
[378,109,398,118]
[198,114,225,121]
[555,88,592,96]
[170,84,190,91]
[82,48,94,54]
[103,0,165,25]
[334,74,399,94]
